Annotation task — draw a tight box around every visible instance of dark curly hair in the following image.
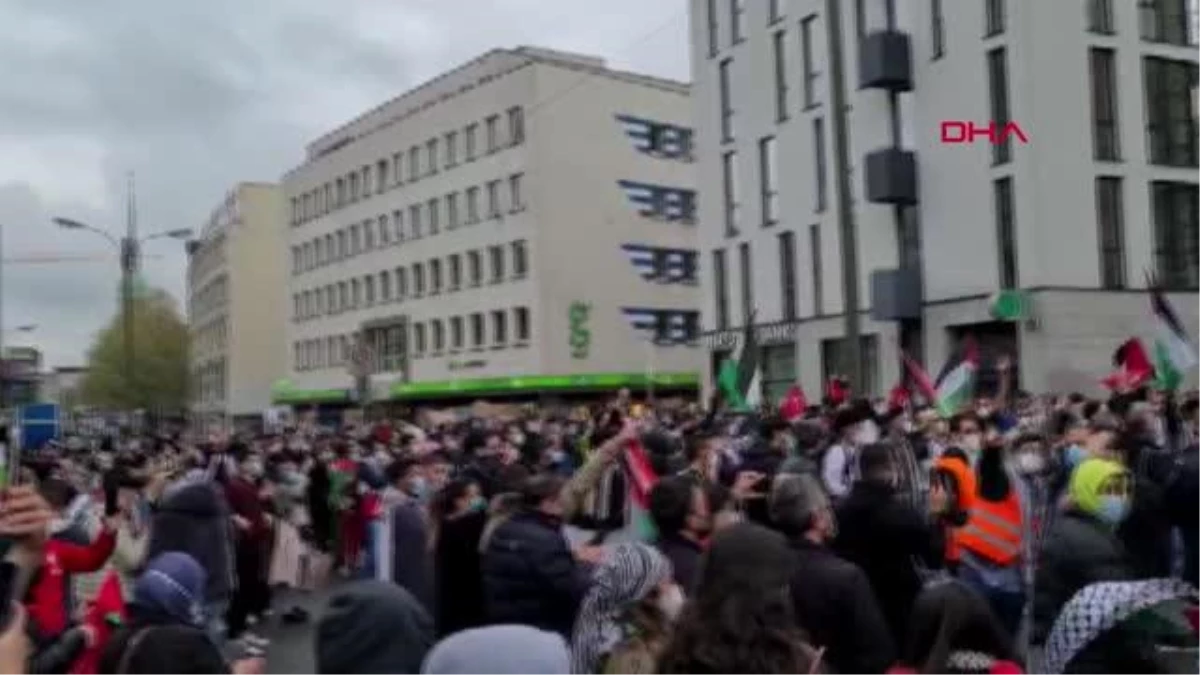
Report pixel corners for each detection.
[657,522,816,674]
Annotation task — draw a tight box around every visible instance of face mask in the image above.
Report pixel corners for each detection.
[407,476,428,499]
[854,423,880,446]
[245,461,264,478]
[1015,452,1046,475]
[509,433,526,446]
[549,450,566,464]
[655,584,685,621]
[1097,495,1129,526]
[468,495,487,512]
[1063,444,1086,469]
[960,434,982,454]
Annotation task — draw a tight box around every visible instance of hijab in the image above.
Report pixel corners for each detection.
[422,625,569,674]
[571,543,672,674]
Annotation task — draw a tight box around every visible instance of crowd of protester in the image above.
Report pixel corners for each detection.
[0,373,1195,674]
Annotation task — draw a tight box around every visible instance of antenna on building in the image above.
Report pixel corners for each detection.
[126,171,140,273]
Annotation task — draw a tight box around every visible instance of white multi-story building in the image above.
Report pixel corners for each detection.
[691,0,1198,399]
[279,47,700,409]
[188,183,287,427]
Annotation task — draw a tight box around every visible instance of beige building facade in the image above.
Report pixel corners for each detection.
[188,183,287,423]
[279,47,702,407]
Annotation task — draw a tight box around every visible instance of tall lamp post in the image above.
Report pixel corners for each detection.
[53,179,192,409]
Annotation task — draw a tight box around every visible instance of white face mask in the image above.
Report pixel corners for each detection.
[655,584,685,621]
[854,422,879,446]
[1015,452,1046,475]
[960,433,983,453]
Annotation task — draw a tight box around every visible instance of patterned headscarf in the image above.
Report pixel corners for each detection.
[570,543,672,674]
[132,552,207,627]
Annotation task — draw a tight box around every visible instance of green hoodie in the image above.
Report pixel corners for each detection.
[1068,457,1127,517]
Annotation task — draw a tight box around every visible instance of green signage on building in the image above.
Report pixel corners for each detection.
[390,371,698,399]
[270,379,352,404]
[569,301,591,359]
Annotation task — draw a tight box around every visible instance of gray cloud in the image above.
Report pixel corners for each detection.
[0,0,688,367]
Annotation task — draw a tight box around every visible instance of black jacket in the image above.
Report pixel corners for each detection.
[787,538,895,674]
[833,480,945,645]
[146,481,234,602]
[481,510,590,636]
[656,534,704,592]
[434,509,487,637]
[1033,509,1134,644]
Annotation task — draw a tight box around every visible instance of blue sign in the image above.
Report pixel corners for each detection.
[19,404,59,450]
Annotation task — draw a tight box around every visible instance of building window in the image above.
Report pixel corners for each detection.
[466,186,480,223]
[364,275,375,305]
[409,204,423,239]
[449,254,462,289]
[432,320,444,353]
[485,114,500,153]
[470,313,485,348]
[361,165,372,197]
[1152,181,1200,288]
[468,250,482,286]
[363,219,375,250]
[426,139,439,175]
[813,117,827,212]
[408,145,420,181]
[762,344,798,404]
[489,245,505,283]
[514,307,530,342]
[1089,48,1121,161]
[376,159,389,192]
[810,223,824,314]
[1139,0,1197,45]
[413,322,426,356]
[731,0,745,43]
[1088,0,1116,33]
[444,131,458,168]
[392,210,404,242]
[738,241,754,322]
[507,106,525,146]
[779,231,798,320]
[465,123,478,161]
[378,215,390,245]
[492,310,507,345]
[855,0,867,42]
[450,317,464,350]
[986,48,1013,165]
[722,151,740,236]
[395,267,407,298]
[445,192,459,229]
[349,224,361,255]
[712,248,729,330]
[349,171,359,202]
[392,153,403,185]
[427,198,440,235]
[759,136,779,227]
[1095,177,1127,289]
[512,240,528,278]
[413,262,426,296]
[993,177,1019,289]
[326,285,336,313]
[509,173,525,212]
[380,270,392,301]
[769,0,784,23]
[350,278,361,308]
[1143,57,1199,168]
[487,180,501,218]
[821,335,880,395]
[772,30,788,121]
[430,258,443,294]
[984,0,1005,36]
[719,58,735,142]
[706,0,719,56]
[931,0,946,57]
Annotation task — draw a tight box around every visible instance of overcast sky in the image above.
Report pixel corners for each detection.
[0,0,690,368]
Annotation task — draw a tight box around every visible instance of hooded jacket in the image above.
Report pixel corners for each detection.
[145,481,234,602]
[316,580,434,674]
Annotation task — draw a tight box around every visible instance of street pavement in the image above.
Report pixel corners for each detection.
[260,587,328,674]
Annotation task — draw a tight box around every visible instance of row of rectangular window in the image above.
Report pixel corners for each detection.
[293,307,531,371]
[721,121,821,237]
[710,226,814,330]
[292,241,529,321]
[291,173,525,275]
[289,106,526,226]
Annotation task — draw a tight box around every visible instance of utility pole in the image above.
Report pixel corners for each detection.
[121,172,138,409]
[824,0,864,391]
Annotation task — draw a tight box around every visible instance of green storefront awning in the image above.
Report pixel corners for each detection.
[390,371,699,399]
[270,379,351,404]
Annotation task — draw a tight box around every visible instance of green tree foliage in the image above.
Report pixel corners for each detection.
[80,288,189,410]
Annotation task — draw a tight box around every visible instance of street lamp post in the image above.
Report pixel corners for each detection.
[53,175,192,410]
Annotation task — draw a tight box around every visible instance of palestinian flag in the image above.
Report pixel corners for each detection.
[934,339,979,417]
[624,437,658,541]
[901,351,939,407]
[1102,338,1154,391]
[716,312,760,412]
[779,385,807,422]
[1149,284,1196,391]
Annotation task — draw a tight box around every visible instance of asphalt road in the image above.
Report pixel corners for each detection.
[260,587,328,674]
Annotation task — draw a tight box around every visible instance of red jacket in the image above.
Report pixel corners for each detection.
[26,528,116,637]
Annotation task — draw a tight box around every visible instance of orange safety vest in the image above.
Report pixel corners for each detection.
[956,487,1022,566]
[932,456,976,564]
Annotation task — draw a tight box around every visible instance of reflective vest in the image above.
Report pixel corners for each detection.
[932,456,976,564]
[957,487,1022,566]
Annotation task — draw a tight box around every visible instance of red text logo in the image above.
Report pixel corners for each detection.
[940,121,1029,145]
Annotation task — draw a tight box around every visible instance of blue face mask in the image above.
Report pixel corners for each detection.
[1064,444,1086,469]
[1097,495,1129,526]
[469,495,487,512]
[407,476,428,499]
